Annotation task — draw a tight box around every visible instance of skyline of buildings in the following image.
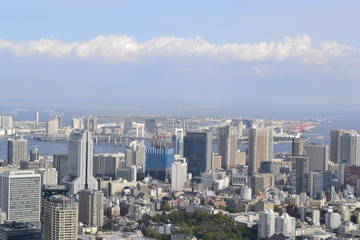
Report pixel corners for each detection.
[1,113,360,239]
[0,1,358,238]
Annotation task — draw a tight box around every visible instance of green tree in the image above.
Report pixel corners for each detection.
[162,202,171,212]
[274,205,282,214]
[145,227,161,240]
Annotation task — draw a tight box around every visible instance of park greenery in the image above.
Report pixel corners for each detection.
[140,210,259,240]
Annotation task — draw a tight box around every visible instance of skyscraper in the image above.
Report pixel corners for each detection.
[183,132,212,177]
[340,132,360,165]
[63,130,98,195]
[0,116,13,128]
[36,168,58,187]
[47,117,59,135]
[171,158,187,191]
[7,138,27,166]
[0,170,41,222]
[72,117,82,129]
[248,128,273,174]
[30,148,40,161]
[124,118,133,133]
[275,213,296,239]
[312,209,320,226]
[304,143,329,172]
[125,141,146,167]
[330,129,360,165]
[292,137,305,155]
[53,154,68,185]
[172,129,184,158]
[218,125,237,169]
[43,195,78,240]
[166,119,199,133]
[292,156,309,194]
[309,171,332,199]
[258,209,278,238]
[231,119,243,139]
[145,119,157,133]
[145,143,174,181]
[78,189,104,227]
[330,129,342,163]
[84,116,97,132]
[93,153,121,179]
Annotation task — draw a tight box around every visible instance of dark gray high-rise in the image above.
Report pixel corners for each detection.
[7,138,27,166]
[145,119,157,133]
[30,148,40,161]
[291,155,309,194]
[53,154,68,185]
[183,132,212,177]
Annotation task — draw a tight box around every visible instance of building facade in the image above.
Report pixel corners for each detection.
[7,138,27,166]
[43,195,78,240]
[0,170,41,222]
[218,126,237,169]
[62,130,98,195]
[183,132,212,177]
[248,128,273,174]
[78,189,104,227]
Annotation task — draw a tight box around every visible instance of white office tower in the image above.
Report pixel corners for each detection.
[312,209,320,226]
[47,118,59,135]
[325,209,341,229]
[7,138,27,166]
[240,185,252,200]
[72,117,82,129]
[0,116,13,128]
[275,213,296,240]
[258,209,279,239]
[36,168,58,186]
[341,206,351,221]
[0,170,41,222]
[0,211,6,224]
[43,195,79,240]
[63,130,98,195]
[171,158,187,191]
[340,132,360,165]
[78,189,104,227]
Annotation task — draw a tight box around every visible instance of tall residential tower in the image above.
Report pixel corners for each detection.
[248,128,273,174]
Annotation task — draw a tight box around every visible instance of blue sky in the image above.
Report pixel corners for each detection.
[1,1,360,109]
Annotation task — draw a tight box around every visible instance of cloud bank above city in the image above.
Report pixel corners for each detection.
[1,1,359,110]
[0,34,357,64]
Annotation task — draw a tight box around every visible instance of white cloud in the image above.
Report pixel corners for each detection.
[0,34,358,64]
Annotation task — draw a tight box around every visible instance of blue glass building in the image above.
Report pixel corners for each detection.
[145,147,174,181]
[309,171,332,199]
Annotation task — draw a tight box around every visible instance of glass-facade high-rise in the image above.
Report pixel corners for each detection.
[183,132,212,177]
[309,171,332,199]
[145,144,174,181]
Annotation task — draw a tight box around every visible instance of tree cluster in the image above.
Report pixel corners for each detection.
[142,210,259,240]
